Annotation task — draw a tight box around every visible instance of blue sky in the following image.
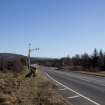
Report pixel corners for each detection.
[0,0,105,58]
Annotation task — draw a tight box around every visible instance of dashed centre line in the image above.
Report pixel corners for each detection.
[58,88,66,91]
[68,95,80,99]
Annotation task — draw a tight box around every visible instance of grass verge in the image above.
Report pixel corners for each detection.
[78,71,105,77]
[0,69,71,105]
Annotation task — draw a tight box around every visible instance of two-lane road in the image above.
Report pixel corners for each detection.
[43,67,105,105]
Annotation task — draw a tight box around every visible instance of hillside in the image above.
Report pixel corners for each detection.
[0,53,26,72]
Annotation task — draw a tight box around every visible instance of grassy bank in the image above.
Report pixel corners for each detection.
[0,69,71,105]
[60,66,105,77]
[78,71,105,77]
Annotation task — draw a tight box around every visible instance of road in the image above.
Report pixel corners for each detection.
[43,67,105,105]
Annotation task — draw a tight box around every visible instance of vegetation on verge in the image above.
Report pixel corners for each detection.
[36,49,105,72]
[0,69,71,105]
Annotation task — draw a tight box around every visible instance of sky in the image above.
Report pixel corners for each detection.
[0,0,105,58]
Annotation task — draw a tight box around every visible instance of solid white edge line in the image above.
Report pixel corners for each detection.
[46,73,101,105]
[68,95,80,99]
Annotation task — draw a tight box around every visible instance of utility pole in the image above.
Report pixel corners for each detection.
[28,43,39,72]
[28,43,31,72]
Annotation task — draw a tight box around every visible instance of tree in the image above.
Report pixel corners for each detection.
[98,50,104,69]
[20,57,26,65]
[81,53,90,68]
[72,54,81,66]
[91,48,99,68]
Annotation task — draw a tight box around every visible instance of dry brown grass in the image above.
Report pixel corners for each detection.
[0,72,20,105]
[0,69,71,105]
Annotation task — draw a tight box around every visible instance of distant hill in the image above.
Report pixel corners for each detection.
[0,53,25,59]
[31,57,59,67]
[0,53,58,69]
[0,53,26,72]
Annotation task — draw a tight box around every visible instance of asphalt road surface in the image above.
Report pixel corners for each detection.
[43,67,105,105]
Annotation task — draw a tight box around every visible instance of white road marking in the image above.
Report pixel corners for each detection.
[56,84,60,86]
[46,73,101,105]
[68,95,80,99]
[58,88,66,91]
[81,79,90,82]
